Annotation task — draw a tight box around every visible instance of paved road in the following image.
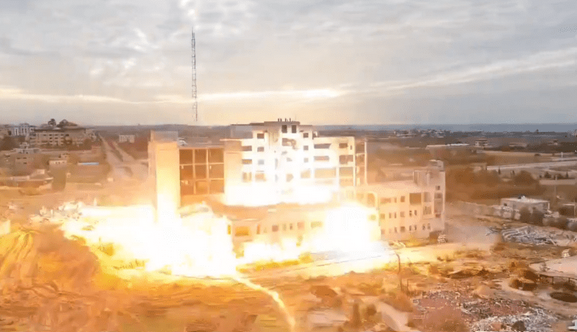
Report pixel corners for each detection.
[100,136,148,182]
[487,160,577,171]
[247,241,492,281]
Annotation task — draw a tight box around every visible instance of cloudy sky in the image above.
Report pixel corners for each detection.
[1,0,576,125]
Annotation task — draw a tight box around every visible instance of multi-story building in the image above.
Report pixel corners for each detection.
[222,120,366,206]
[8,123,35,137]
[29,126,93,147]
[349,160,446,241]
[179,143,225,203]
[149,122,445,244]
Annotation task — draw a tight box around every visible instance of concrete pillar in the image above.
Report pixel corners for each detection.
[149,131,180,224]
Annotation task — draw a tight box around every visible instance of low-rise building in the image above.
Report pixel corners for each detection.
[500,196,550,212]
[351,160,446,241]
[119,135,136,143]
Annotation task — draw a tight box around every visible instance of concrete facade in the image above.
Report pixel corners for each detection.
[149,131,181,224]
[350,160,446,241]
[179,144,225,199]
[223,120,365,206]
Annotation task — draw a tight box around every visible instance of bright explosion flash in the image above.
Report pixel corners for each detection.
[59,202,391,279]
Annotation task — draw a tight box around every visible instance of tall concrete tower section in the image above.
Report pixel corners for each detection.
[148,131,181,225]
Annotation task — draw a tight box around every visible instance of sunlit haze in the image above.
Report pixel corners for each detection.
[1,0,577,125]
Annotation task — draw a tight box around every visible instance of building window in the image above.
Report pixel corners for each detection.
[410,193,422,205]
[394,212,397,218]
[303,132,309,138]
[258,160,265,166]
[314,156,330,162]
[314,143,331,149]
[272,225,279,232]
[315,168,337,179]
[242,145,252,151]
[339,143,348,149]
[255,172,266,182]
[304,145,309,151]
[311,221,323,229]
[289,223,293,230]
[257,133,265,139]
[235,226,250,237]
[255,147,264,153]
[283,224,287,231]
[409,210,412,217]
[292,125,297,133]
[415,210,418,216]
[297,222,305,230]
[301,170,311,179]
[282,125,287,133]
[389,213,392,219]
[304,157,309,163]
[339,167,354,177]
[427,223,431,230]
[435,193,443,199]
[340,155,354,164]
[400,211,405,218]
[400,226,406,233]
[381,198,391,205]
[424,206,433,215]
[422,224,426,231]
[242,159,252,165]
[286,174,294,182]
[256,225,261,234]
[409,226,412,231]
[394,227,398,233]
[400,196,405,203]
[380,214,385,220]
[436,185,441,190]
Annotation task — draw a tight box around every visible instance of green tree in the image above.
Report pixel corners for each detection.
[513,171,536,186]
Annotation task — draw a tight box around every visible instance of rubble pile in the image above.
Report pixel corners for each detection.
[501,226,557,245]
[471,308,558,332]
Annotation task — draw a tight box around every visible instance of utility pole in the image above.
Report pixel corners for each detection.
[191,29,198,122]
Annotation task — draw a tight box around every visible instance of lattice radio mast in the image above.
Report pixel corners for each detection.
[191,30,198,122]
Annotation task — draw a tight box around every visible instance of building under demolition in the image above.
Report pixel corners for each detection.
[148,120,445,248]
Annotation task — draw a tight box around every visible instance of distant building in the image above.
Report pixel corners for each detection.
[0,125,10,139]
[8,123,35,137]
[29,125,93,147]
[500,196,550,212]
[118,134,136,144]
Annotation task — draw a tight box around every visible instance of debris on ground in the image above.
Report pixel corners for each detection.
[501,226,558,246]
[471,308,559,332]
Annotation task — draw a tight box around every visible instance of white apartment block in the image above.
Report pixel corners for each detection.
[118,134,136,143]
[9,123,35,137]
[350,160,446,241]
[29,127,93,147]
[222,120,366,206]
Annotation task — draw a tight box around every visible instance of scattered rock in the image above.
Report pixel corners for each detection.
[491,321,504,331]
[512,320,526,331]
[473,285,495,299]
[311,285,338,299]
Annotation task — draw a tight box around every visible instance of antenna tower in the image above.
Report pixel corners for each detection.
[191,30,198,122]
